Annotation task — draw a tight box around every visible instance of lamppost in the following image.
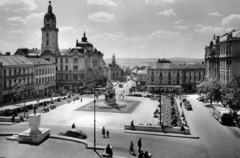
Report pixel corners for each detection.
[158,89,162,126]
[93,71,98,151]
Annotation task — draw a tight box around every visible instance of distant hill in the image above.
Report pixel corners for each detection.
[104,58,204,68]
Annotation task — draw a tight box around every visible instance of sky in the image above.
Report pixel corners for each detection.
[0,0,240,59]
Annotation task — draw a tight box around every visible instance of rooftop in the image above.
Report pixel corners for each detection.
[0,56,33,66]
[27,58,53,65]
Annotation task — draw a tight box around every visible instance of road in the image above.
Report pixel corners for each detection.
[185,95,240,158]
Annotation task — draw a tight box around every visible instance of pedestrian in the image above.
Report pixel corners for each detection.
[106,144,113,158]
[130,141,135,155]
[138,138,142,152]
[131,120,135,130]
[138,150,144,158]
[102,126,106,138]
[106,130,110,138]
[11,114,15,123]
[72,123,76,129]
[144,151,150,158]
[81,98,82,103]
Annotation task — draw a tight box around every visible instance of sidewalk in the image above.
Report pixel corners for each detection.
[0,96,67,112]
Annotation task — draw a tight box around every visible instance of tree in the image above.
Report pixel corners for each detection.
[197,78,226,106]
[225,75,240,118]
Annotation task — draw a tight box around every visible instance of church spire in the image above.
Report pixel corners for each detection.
[82,31,88,42]
[48,1,52,13]
[112,54,116,64]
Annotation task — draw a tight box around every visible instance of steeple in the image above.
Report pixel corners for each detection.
[48,1,52,13]
[82,31,88,42]
[112,54,116,64]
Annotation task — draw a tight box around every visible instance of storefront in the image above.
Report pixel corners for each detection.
[147,85,182,94]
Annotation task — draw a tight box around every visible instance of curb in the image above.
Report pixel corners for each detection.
[0,132,106,150]
[124,130,199,139]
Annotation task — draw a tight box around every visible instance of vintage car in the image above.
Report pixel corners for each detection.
[59,129,87,139]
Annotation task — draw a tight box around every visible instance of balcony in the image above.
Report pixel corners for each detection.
[3,72,34,79]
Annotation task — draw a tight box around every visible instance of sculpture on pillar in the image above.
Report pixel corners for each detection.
[104,69,116,106]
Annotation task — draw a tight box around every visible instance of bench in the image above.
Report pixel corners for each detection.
[124,125,190,134]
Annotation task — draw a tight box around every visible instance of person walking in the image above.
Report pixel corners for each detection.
[102,126,106,138]
[106,130,110,138]
[72,123,76,129]
[144,151,150,158]
[138,150,144,158]
[129,141,135,155]
[81,98,82,103]
[138,138,142,152]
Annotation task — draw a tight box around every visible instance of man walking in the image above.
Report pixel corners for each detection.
[106,130,110,138]
[138,138,142,152]
[102,126,106,138]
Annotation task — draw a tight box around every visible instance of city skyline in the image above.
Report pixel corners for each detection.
[0,0,240,59]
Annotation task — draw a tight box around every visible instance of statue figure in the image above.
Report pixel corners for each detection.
[33,106,36,115]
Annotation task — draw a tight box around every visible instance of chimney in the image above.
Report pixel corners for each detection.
[6,52,10,56]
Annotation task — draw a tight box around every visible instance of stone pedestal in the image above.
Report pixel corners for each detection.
[18,113,50,144]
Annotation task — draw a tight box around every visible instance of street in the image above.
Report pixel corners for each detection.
[184,95,240,158]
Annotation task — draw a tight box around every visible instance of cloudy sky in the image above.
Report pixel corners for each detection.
[0,0,240,59]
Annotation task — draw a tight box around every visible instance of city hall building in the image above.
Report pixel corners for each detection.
[205,30,240,83]
[15,1,106,94]
[147,58,205,94]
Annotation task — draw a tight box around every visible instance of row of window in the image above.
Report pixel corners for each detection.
[3,68,33,77]
[3,77,33,88]
[150,76,203,84]
[151,71,204,77]
[36,76,55,85]
[36,68,55,75]
[56,74,84,81]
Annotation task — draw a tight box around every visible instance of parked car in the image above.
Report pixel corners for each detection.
[197,96,205,102]
[185,103,193,110]
[59,129,87,139]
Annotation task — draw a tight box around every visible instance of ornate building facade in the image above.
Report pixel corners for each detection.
[147,59,205,93]
[108,54,124,81]
[205,30,240,83]
[13,1,106,96]
[39,2,105,93]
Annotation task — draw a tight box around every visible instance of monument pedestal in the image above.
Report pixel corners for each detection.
[18,113,50,144]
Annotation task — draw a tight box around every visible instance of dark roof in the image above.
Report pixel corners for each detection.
[28,58,53,65]
[15,48,41,56]
[0,56,33,66]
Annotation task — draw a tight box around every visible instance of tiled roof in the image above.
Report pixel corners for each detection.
[0,56,33,66]
[219,29,240,42]
[28,58,53,65]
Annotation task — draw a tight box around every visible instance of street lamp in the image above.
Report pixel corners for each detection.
[158,90,162,126]
[93,71,98,151]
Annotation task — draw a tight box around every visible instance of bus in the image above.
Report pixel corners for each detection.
[213,106,233,124]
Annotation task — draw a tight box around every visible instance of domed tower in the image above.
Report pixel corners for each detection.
[41,1,60,56]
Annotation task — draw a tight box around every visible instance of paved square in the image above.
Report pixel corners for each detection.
[40,96,160,129]
[75,99,141,114]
